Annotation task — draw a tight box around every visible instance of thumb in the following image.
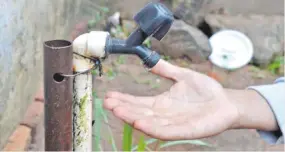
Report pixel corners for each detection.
[150,59,194,81]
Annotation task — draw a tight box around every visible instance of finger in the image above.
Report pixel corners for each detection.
[106,91,155,108]
[149,59,190,81]
[133,118,193,140]
[103,98,129,110]
[112,106,154,124]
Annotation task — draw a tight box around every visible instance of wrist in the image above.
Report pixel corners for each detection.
[226,89,278,131]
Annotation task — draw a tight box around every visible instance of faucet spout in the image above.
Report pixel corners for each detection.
[105,37,160,68]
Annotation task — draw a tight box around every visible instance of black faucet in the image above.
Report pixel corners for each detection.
[105,2,174,68]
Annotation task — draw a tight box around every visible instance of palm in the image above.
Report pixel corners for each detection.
[104,60,239,140]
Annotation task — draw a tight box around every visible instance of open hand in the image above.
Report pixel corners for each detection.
[103,60,277,140]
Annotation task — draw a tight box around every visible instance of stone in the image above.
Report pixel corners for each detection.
[171,0,212,26]
[207,0,284,15]
[151,20,212,63]
[205,14,284,67]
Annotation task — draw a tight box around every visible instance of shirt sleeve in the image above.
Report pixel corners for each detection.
[247,77,285,144]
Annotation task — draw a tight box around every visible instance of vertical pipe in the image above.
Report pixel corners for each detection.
[44,40,73,151]
[73,58,93,151]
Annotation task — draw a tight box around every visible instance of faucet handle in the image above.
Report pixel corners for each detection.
[134,2,174,40]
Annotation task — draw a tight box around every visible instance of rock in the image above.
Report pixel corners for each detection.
[207,0,284,15]
[151,20,212,63]
[278,64,284,76]
[172,0,212,26]
[205,14,284,67]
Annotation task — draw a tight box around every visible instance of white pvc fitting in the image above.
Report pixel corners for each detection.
[73,31,110,58]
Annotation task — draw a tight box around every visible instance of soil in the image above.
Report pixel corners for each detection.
[29,54,283,151]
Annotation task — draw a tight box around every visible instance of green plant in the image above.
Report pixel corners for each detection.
[123,123,133,151]
[87,3,109,30]
[159,140,212,149]
[151,83,160,89]
[267,56,284,74]
[117,55,126,64]
[93,92,103,151]
[106,68,117,80]
[132,138,157,151]
[137,135,146,151]
[93,92,117,151]
[162,55,171,61]
[143,38,152,48]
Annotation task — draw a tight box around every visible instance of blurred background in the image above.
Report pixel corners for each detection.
[0,0,284,151]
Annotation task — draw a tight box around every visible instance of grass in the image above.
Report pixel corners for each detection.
[267,55,284,75]
[137,135,146,151]
[116,55,126,65]
[162,55,171,61]
[123,123,133,151]
[143,38,152,48]
[106,68,117,80]
[93,92,103,151]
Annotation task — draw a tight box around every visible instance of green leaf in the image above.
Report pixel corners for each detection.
[100,107,118,151]
[117,55,126,64]
[95,12,101,21]
[267,55,284,74]
[123,123,133,151]
[159,140,212,149]
[101,7,110,13]
[93,97,103,151]
[137,135,146,151]
[132,138,157,151]
[143,38,151,48]
[91,69,98,75]
[151,83,160,89]
[106,68,117,80]
[88,20,97,28]
[93,92,118,151]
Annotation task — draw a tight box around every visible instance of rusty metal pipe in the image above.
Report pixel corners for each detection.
[44,40,73,151]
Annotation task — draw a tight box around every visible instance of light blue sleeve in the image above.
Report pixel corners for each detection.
[248,77,285,144]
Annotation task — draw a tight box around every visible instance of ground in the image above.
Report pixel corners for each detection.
[28,54,283,151]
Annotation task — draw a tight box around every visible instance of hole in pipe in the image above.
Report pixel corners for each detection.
[53,73,65,82]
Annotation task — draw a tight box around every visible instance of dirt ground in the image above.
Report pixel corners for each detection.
[29,55,283,151]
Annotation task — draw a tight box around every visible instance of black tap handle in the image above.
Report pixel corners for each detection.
[125,2,174,46]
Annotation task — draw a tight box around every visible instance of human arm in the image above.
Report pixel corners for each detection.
[103,60,283,142]
[247,77,285,144]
